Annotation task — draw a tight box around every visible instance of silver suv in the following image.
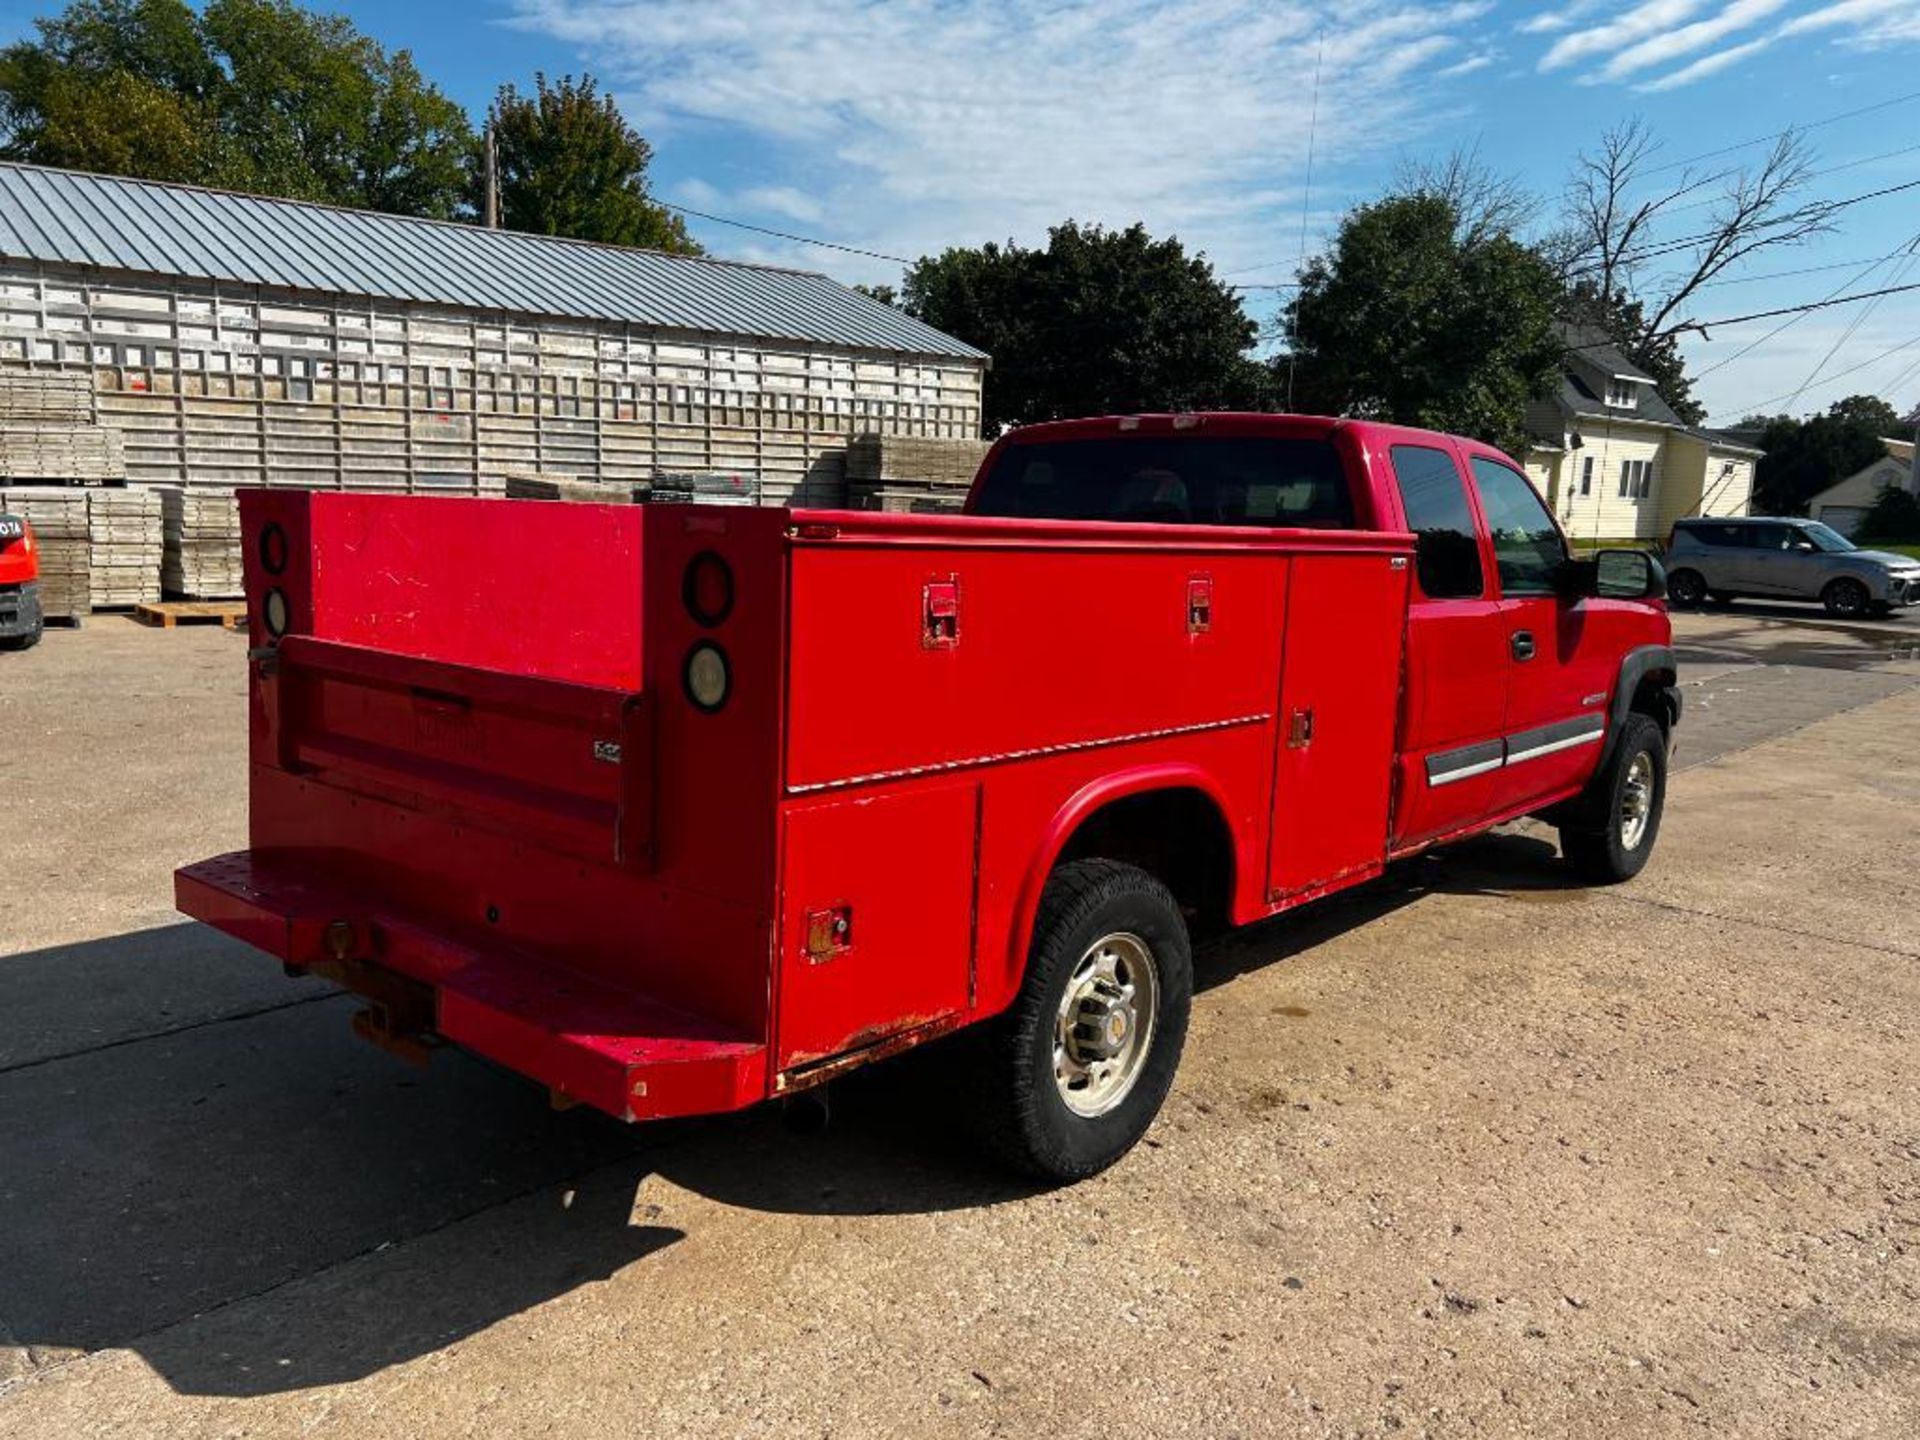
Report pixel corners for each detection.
[1665,518,1920,617]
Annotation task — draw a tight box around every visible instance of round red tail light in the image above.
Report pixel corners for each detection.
[682,551,734,626]
[259,522,289,576]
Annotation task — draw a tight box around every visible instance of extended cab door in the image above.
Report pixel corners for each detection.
[1382,441,1511,849]
[1462,452,1617,814]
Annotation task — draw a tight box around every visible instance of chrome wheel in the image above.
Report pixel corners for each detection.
[1620,750,1655,851]
[1054,931,1159,1118]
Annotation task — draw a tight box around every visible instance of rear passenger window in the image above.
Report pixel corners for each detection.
[1390,445,1483,599]
[1678,522,1750,548]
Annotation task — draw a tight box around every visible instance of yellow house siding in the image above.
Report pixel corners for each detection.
[1657,436,1709,533]
[1554,421,1669,541]
[1523,451,1564,510]
[1700,455,1754,517]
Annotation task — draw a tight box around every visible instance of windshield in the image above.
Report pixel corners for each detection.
[971,436,1355,529]
[1799,522,1857,553]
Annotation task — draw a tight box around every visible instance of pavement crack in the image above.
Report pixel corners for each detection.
[1597,890,1920,961]
[0,991,345,1079]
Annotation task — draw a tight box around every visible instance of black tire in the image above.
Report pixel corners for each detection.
[0,626,39,651]
[1560,713,1667,884]
[1666,568,1706,607]
[1822,578,1870,618]
[969,859,1192,1182]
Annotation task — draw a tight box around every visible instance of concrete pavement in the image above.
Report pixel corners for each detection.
[1,614,1916,1438]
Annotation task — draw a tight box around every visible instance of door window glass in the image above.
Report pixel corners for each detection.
[1389,445,1483,599]
[1469,458,1566,597]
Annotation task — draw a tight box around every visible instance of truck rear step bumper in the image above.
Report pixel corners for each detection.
[175,852,766,1123]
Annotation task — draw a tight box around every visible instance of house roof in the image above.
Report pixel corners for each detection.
[1691,427,1765,457]
[1532,321,1688,436]
[1803,438,1913,506]
[1558,321,1655,384]
[0,162,986,362]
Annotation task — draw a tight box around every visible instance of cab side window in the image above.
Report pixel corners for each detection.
[1468,458,1566,597]
[1389,445,1484,599]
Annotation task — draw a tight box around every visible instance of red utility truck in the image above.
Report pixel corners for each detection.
[177,414,1677,1180]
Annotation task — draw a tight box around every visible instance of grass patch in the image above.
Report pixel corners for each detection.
[1864,540,1920,559]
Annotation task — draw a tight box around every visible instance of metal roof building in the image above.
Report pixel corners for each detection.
[0,162,987,506]
[0,164,983,361]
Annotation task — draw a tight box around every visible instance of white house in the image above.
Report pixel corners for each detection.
[1806,438,1915,535]
[1522,324,1762,545]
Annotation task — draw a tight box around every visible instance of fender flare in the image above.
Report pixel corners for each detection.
[1596,643,1678,776]
[999,763,1243,1002]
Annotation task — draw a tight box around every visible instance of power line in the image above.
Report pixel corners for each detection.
[1695,249,1912,289]
[1640,88,1920,176]
[1689,280,1920,332]
[1690,243,1912,383]
[1715,332,1920,420]
[1652,141,1920,221]
[657,200,915,267]
[1286,31,1325,412]
[1563,174,1920,281]
[1567,277,1920,371]
[1777,243,1920,411]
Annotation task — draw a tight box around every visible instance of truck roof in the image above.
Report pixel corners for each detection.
[997,412,1519,463]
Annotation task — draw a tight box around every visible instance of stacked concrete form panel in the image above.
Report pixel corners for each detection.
[159,488,243,599]
[88,486,163,607]
[0,486,88,617]
[0,267,984,510]
[0,367,126,483]
[846,433,994,512]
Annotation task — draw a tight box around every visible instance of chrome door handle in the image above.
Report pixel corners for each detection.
[1511,630,1536,662]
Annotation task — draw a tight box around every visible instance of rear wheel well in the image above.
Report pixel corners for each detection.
[1055,787,1235,936]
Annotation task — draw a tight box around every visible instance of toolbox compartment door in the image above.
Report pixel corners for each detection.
[776,782,978,1073]
[1266,553,1409,899]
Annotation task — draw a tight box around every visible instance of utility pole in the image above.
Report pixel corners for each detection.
[483,114,500,230]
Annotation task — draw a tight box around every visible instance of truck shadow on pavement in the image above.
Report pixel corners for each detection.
[2,836,1568,1397]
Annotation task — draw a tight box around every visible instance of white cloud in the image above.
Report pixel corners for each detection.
[1538,0,1704,69]
[1635,34,1775,87]
[503,0,1488,284]
[1529,0,1920,86]
[1593,0,1788,79]
[1518,0,1609,32]
[1438,51,1498,74]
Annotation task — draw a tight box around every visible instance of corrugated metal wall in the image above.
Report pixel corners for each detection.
[0,262,986,505]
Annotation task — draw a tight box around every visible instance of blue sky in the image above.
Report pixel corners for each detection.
[4,0,1919,425]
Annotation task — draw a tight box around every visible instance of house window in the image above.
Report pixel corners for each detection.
[1617,458,1653,499]
[1579,455,1594,495]
[1605,378,1638,408]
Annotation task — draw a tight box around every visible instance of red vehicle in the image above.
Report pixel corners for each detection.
[177,414,1677,1180]
[0,510,43,650]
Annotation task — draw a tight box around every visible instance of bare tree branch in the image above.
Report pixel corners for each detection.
[1398,144,1538,248]
[1560,124,1838,341]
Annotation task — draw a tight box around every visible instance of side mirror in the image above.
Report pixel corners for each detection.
[1792,540,1815,553]
[1592,548,1666,600]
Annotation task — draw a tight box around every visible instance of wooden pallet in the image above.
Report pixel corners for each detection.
[133,600,247,630]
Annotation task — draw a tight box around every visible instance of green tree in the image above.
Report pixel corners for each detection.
[1855,484,1920,542]
[0,0,472,217]
[900,221,1272,430]
[487,74,698,252]
[1285,191,1563,455]
[1747,395,1905,516]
